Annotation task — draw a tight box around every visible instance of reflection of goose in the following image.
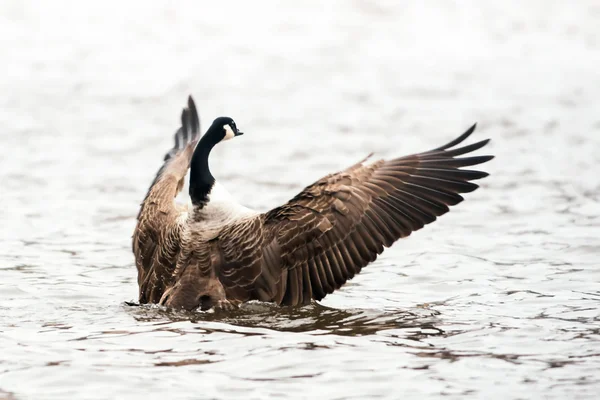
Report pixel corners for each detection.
[133,96,493,311]
[128,301,442,338]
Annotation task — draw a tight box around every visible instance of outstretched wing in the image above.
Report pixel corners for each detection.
[217,124,494,306]
[133,96,201,303]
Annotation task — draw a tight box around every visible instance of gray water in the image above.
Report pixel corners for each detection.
[1,1,599,399]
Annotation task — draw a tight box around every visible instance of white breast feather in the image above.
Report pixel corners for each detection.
[188,182,257,238]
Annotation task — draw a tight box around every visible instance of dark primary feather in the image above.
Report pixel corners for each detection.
[429,123,477,151]
[211,124,494,307]
[160,96,201,172]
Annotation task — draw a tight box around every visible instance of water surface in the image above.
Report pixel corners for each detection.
[1,1,599,399]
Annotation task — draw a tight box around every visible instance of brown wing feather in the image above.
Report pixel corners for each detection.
[218,124,493,306]
[213,216,267,301]
[133,96,201,303]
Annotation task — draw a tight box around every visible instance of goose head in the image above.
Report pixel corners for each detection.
[205,116,244,143]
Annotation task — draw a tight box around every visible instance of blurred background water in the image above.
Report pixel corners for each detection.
[0,1,599,399]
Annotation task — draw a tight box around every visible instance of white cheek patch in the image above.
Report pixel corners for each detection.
[222,124,235,141]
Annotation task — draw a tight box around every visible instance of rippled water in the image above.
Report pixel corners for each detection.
[1,1,599,399]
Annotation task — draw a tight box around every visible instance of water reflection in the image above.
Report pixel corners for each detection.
[125,301,444,338]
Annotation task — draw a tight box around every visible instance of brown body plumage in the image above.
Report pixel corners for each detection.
[133,96,494,311]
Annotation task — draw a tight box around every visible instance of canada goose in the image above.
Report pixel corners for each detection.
[133,95,493,311]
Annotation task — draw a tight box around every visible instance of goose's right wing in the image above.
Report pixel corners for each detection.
[133,96,201,303]
[217,124,494,306]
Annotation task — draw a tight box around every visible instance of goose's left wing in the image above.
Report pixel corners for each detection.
[216,124,493,306]
[133,96,200,303]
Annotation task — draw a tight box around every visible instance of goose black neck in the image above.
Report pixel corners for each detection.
[189,134,219,206]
